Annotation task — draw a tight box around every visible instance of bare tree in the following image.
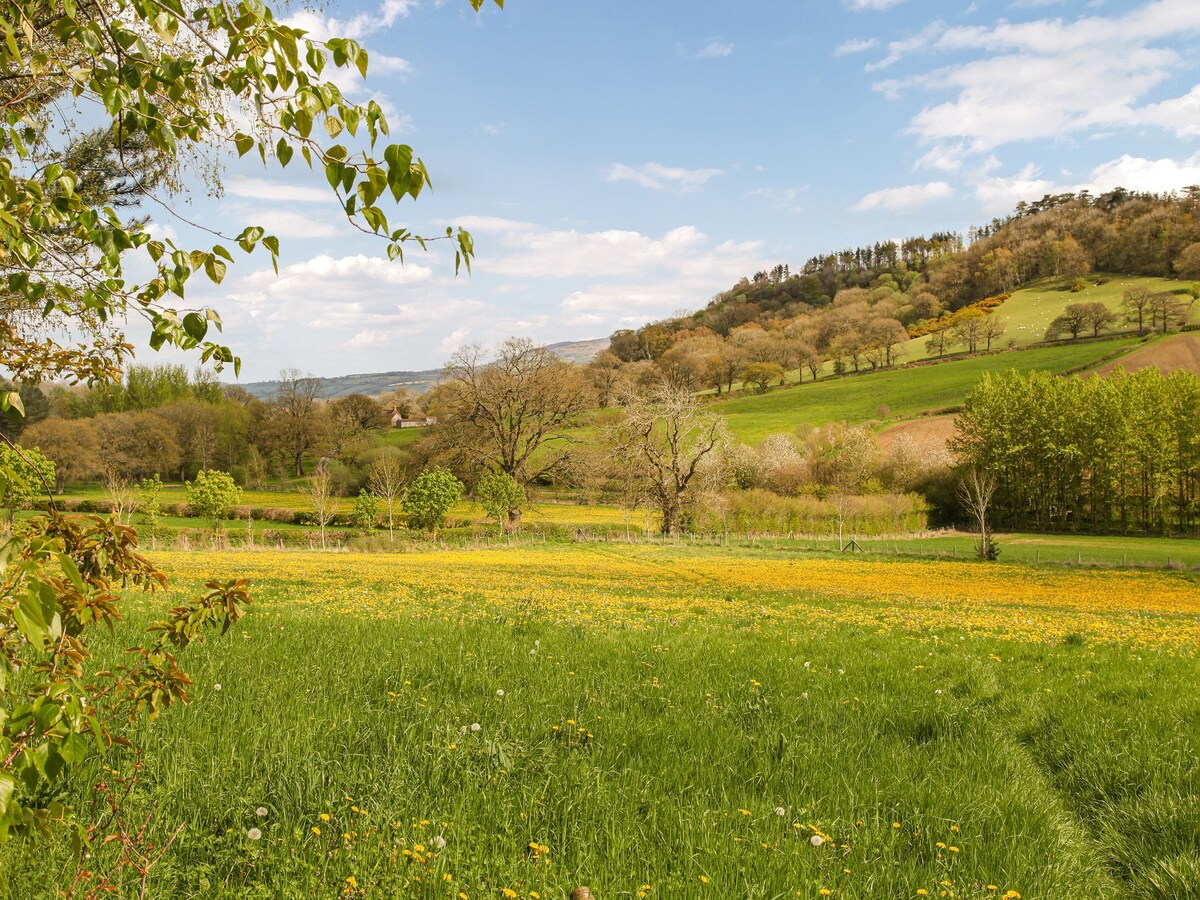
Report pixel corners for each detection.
[367,452,406,543]
[980,315,1007,351]
[104,473,139,525]
[958,466,998,560]
[303,470,339,549]
[1121,287,1153,333]
[611,383,729,534]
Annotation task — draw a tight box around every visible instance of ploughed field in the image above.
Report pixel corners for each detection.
[10,545,1199,899]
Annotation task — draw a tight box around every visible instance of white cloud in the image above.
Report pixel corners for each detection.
[696,40,734,58]
[1137,84,1200,138]
[226,176,332,204]
[606,162,724,192]
[866,20,946,72]
[846,0,906,10]
[872,1,1200,151]
[242,254,435,301]
[969,152,1200,215]
[1084,152,1200,194]
[852,181,954,211]
[471,223,766,283]
[914,143,967,173]
[242,210,340,240]
[970,163,1058,214]
[284,0,416,41]
[835,38,880,56]
[438,327,471,353]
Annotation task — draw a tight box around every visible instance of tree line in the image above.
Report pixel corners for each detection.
[610,190,1200,361]
[952,368,1200,535]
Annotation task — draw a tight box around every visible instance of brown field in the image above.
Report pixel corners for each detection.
[1096,332,1200,377]
[876,413,957,453]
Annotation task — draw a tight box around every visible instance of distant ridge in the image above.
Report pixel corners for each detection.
[233,337,609,400]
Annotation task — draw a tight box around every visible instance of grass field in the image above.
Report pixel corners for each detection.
[6,545,1198,898]
[715,337,1138,443]
[897,273,1192,365]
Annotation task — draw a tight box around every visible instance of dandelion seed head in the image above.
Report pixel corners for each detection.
[256,807,268,817]
[247,827,262,840]
[810,834,824,847]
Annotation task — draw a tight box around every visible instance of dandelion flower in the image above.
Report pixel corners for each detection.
[256,807,268,818]
[247,828,262,841]
[496,689,505,697]
[432,835,446,850]
[774,807,787,816]
[213,683,222,692]
[470,723,481,733]
[810,834,824,847]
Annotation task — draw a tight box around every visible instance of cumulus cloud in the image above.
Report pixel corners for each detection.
[469,223,766,283]
[606,162,724,192]
[852,181,954,211]
[969,152,1200,214]
[696,40,734,58]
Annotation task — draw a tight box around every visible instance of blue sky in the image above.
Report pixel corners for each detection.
[157,0,1200,380]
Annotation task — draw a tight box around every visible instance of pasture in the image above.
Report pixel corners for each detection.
[7,544,1198,899]
[715,337,1137,443]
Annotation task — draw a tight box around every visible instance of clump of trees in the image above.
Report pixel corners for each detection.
[953,367,1200,534]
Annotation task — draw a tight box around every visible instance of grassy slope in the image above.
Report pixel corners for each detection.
[5,545,1196,898]
[899,272,1192,364]
[716,337,1138,444]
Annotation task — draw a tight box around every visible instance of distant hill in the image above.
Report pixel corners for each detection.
[234,338,609,400]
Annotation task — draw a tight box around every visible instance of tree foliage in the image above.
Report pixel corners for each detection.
[185,468,241,532]
[476,471,526,531]
[952,368,1200,534]
[430,339,590,485]
[403,468,463,532]
[0,0,495,399]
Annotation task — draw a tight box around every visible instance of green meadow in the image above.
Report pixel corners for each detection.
[4,545,1198,899]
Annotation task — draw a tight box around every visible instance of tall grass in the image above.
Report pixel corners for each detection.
[3,545,1196,898]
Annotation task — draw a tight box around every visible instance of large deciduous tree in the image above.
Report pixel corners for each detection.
[432,338,591,488]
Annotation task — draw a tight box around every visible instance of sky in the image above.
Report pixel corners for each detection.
[149,0,1200,381]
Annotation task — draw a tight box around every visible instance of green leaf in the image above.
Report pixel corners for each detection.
[233,132,254,157]
[183,312,208,342]
[0,391,24,420]
[15,588,48,647]
[0,772,13,815]
[204,256,227,285]
[59,732,90,765]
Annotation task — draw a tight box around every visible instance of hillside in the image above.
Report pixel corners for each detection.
[714,336,1138,444]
